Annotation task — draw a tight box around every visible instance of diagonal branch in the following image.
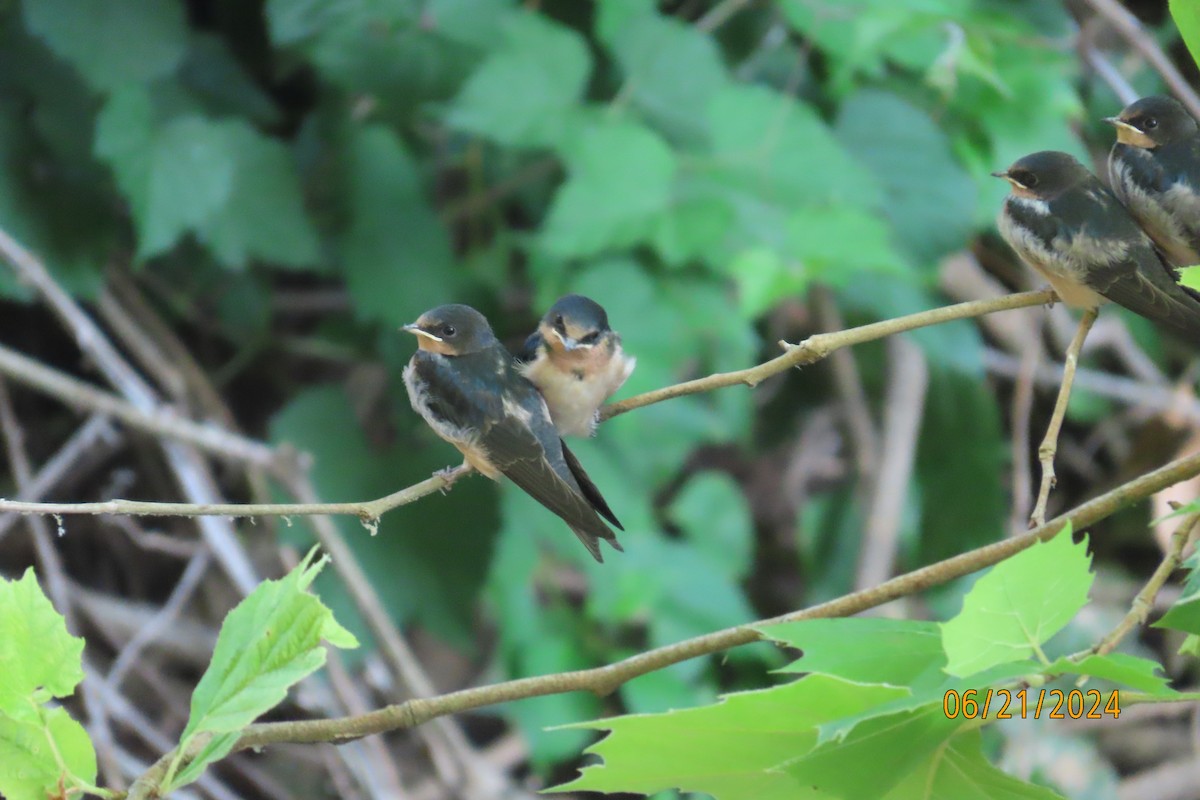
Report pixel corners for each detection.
[126,441,1200,794]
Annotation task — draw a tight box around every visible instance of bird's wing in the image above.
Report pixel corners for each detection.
[478,386,621,562]
[560,441,624,531]
[1091,240,1200,342]
[514,331,543,364]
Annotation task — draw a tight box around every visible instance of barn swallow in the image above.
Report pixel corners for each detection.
[402,303,624,562]
[993,150,1200,341]
[516,295,636,437]
[1105,95,1200,267]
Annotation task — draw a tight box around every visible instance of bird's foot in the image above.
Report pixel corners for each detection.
[435,462,471,494]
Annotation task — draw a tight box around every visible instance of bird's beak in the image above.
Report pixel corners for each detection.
[550,328,580,351]
[402,323,442,342]
[990,170,1009,179]
[1106,118,1155,147]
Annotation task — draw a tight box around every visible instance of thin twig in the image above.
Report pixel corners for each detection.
[0,467,471,526]
[0,343,282,470]
[0,415,121,544]
[984,348,1200,423]
[0,226,262,594]
[125,442,1200,794]
[603,289,1056,420]
[1030,308,1098,528]
[0,291,1055,524]
[1081,0,1200,120]
[812,285,878,481]
[105,550,212,692]
[1094,511,1198,657]
[856,337,927,591]
[281,473,523,800]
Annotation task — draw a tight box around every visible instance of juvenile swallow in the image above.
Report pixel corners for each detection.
[993,150,1200,341]
[402,303,624,562]
[1105,95,1200,268]
[516,295,636,437]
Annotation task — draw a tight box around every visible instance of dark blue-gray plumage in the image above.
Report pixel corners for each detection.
[993,150,1200,342]
[402,304,623,562]
[1106,95,1200,268]
[516,294,635,437]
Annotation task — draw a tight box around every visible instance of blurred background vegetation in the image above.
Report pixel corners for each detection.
[1,0,1199,797]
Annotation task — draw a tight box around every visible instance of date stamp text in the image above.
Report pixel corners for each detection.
[942,688,1120,720]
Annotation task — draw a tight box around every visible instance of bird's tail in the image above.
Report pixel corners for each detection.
[569,525,623,564]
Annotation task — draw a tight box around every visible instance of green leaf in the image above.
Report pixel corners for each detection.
[271,385,496,647]
[339,125,455,327]
[0,708,97,800]
[0,569,85,718]
[727,247,805,319]
[95,90,235,260]
[1171,0,1200,73]
[179,34,282,126]
[1179,264,1200,292]
[95,90,319,268]
[942,525,1093,677]
[201,121,320,269]
[558,674,908,797]
[668,472,753,578]
[1155,553,1200,635]
[540,120,677,258]
[785,204,906,278]
[816,661,1040,744]
[600,7,729,143]
[447,12,590,147]
[0,573,95,800]
[779,0,974,95]
[169,548,356,791]
[706,84,882,209]
[0,93,110,298]
[23,0,187,92]
[1046,654,1174,695]
[835,89,977,266]
[763,618,945,686]
[783,705,961,797]
[881,728,1065,799]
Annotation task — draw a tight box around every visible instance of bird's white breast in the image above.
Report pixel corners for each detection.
[998,198,1109,309]
[521,346,636,437]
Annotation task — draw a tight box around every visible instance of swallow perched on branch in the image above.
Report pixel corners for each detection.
[993,150,1200,341]
[517,294,636,438]
[402,303,624,562]
[1105,95,1200,268]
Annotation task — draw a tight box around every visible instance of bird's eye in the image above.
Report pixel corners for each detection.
[1143,117,1159,130]
[441,324,456,337]
[580,332,599,345]
[553,315,566,333]
[1013,170,1038,189]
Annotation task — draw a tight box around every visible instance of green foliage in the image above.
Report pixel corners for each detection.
[0,569,96,800]
[2,0,1195,791]
[1179,264,1200,291]
[448,13,590,148]
[1171,0,1200,73]
[1155,549,1200,637]
[943,525,1091,676]
[95,88,319,267]
[541,120,678,258]
[164,547,357,793]
[24,0,187,92]
[270,385,497,647]
[559,527,1168,798]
